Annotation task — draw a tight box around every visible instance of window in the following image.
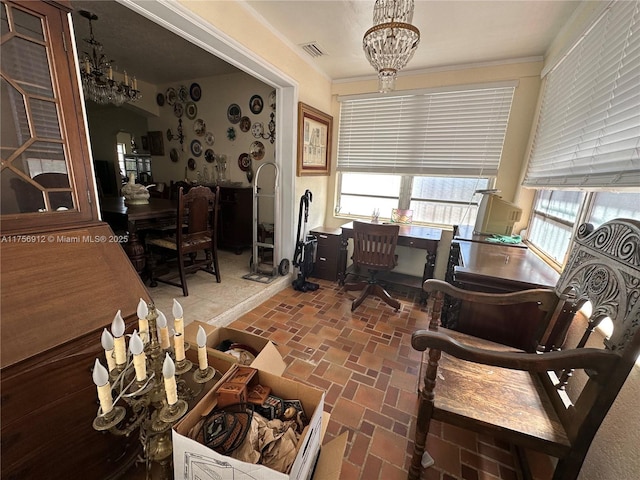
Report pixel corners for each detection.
[337,172,489,226]
[527,190,640,266]
[527,190,584,265]
[336,83,514,226]
[523,0,640,188]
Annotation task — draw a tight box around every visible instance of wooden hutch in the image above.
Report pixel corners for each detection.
[1,1,149,477]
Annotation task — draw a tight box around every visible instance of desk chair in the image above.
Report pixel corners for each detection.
[344,221,400,312]
[147,185,221,296]
[409,218,640,480]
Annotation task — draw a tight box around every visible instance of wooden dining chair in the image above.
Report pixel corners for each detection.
[147,185,221,296]
[344,221,400,311]
[408,218,640,480]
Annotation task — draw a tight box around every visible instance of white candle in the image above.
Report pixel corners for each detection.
[137,299,149,344]
[174,332,185,362]
[172,299,184,335]
[108,65,113,80]
[92,359,113,414]
[111,310,126,366]
[84,58,91,74]
[129,330,147,382]
[162,353,177,406]
[101,328,116,372]
[197,325,208,371]
[157,310,170,350]
[132,77,137,90]
[123,70,128,86]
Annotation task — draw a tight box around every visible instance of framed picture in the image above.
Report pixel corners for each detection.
[297,102,332,176]
[148,131,164,156]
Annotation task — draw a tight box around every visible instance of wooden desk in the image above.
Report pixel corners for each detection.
[338,221,442,300]
[445,240,560,350]
[454,224,527,248]
[101,197,177,273]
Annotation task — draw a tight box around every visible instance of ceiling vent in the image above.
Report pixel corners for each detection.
[300,42,327,58]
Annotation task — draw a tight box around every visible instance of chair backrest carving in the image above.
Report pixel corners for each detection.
[177,185,219,250]
[352,221,400,271]
[543,218,640,447]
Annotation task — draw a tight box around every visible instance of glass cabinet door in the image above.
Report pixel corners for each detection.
[1,0,96,232]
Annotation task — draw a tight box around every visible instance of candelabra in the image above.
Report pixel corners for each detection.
[92,299,217,479]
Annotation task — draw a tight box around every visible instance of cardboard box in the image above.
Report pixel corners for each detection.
[173,364,346,480]
[185,321,286,376]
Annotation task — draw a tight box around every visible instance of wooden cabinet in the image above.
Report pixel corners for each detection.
[310,227,342,281]
[444,240,560,351]
[218,186,252,253]
[1,2,150,478]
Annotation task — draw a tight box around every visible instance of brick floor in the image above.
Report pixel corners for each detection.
[230,279,524,480]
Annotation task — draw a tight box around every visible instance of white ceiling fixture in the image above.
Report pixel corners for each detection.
[363,0,420,92]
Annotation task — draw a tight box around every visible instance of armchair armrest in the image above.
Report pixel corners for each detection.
[423,278,557,311]
[411,329,618,375]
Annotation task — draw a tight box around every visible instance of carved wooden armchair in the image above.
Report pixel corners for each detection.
[409,219,640,480]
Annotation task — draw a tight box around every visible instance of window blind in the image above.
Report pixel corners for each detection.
[523,0,640,188]
[337,84,515,176]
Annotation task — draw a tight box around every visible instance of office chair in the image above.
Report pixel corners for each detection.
[344,221,400,312]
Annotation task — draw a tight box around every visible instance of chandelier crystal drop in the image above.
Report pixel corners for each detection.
[363,0,420,93]
[78,10,141,106]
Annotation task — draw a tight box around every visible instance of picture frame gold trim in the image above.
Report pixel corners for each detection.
[297,102,332,176]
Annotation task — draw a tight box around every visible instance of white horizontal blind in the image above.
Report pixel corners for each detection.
[523,0,640,188]
[337,85,515,176]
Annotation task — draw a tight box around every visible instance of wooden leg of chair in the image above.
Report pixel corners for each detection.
[351,284,373,311]
[211,248,221,283]
[409,347,442,480]
[178,254,188,297]
[373,284,400,310]
[147,247,158,288]
[552,451,586,480]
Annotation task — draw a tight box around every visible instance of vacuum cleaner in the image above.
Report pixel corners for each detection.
[292,189,319,292]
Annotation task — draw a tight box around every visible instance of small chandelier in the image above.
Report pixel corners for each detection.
[78,10,142,106]
[363,0,420,93]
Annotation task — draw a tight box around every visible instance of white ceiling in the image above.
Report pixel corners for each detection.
[69,0,583,86]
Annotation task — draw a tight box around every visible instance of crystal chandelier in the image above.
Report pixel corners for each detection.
[362,0,420,93]
[78,10,142,106]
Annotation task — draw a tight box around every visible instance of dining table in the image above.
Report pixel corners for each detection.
[100,196,177,274]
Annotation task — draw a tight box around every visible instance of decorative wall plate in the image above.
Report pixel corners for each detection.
[173,102,184,118]
[190,139,202,157]
[251,122,264,138]
[227,104,241,124]
[156,93,165,106]
[190,82,202,101]
[170,148,179,163]
[194,119,206,136]
[178,85,189,103]
[204,149,215,163]
[250,141,265,160]
[268,90,276,110]
[240,116,251,132]
[185,102,197,120]
[188,157,196,171]
[166,88,177,105]
[249,95,263,114]
[205,131,215,145]
[238,153,251,171]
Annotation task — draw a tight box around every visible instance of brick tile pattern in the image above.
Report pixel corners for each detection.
[231,279,522,480]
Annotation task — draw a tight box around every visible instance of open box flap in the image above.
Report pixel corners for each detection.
[251,341,286,376]
[314,432,348,480]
